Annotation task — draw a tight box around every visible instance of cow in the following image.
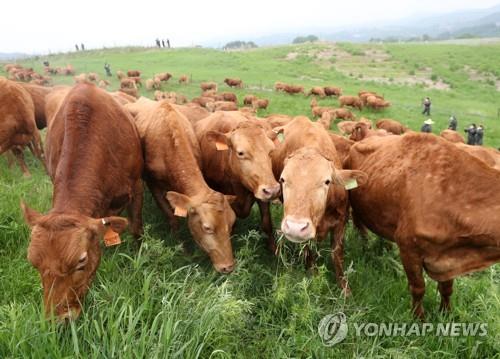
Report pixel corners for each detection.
[217,92,238,103]
[339,96,363,111]
[224,78,243,88]
[127,70,141,77]
[179,75,189,84]
[98,80,110,89]
[200,82,217,92]
[440,129,465,143]
[21,83,144,320]
[317,111,333,130]
[109,91,137,106]
[329,133,354,164]
[194,112,281,251]
[0,77,45,176]
[324,86,342,97]
[116,70,126,80]
[272,116,367,293]
[44,86,71,127]
[19,83,53,129]
[331,108,355,121]
[349,122,389,141]
[346,133,500,318]
[206,101,238,112]
[455,143,500,170]
[375,119,407,135]
[73,74,87,84]
[244,95,257,106]
[311,106,334,118]
[359,91,384,106]
[87,73,98,82]
[172,104,210,124]
[283,84,305,95]
[134,101,237,272]
[156,72,172,82]
[274,82,286,92]
[366,96,391,110]
[252,98,269,110]
[119,87,139,99]
[308,87,326,98]
[191,96,215,108]
[265,114,293,128]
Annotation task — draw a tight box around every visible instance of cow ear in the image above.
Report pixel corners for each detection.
[205,131,230,151]
[20,201,42,227]
[166,191,192,217]
[334,169,368,189]
[90,217,129,236]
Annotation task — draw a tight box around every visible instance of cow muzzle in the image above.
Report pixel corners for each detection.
[281,216,315,243]
[256,184,281,201]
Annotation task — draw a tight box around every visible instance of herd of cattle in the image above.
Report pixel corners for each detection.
[1,62,499,323]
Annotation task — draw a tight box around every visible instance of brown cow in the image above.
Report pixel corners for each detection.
[329,133,354,164]
[244,95,257,106]
[331,108,354,121]
[272,116,367,293]
[440,129,465,143]
[119,87,139,99]
[179,75,189,84]
[116,70,126,80]
[19,83,53,129]
[156,72,172,82]
[98,80,110,89]
[339,96,363,111]
[194,112,281,250]
[252,98,269,110]
[346,133,500,318]
[318,111,333,130]
[87,73,98,82]
[110,91,137,105]
[265,114,293,128]
[200,82,217,92]
[191,96,215,108]
[22,83,144,320]
[206,101,238,112]
[376,119,407,135]
[308,87,326,98]
[127,70,141,77]
[349,122,389,141]
[324,86,342,97]
[136,102,237,272]
[366,96,391,110]
[224,78,243,88]
[455,143,500,170]
[0,78,45,176]
[283,84,305,95]
[274,82,286,92]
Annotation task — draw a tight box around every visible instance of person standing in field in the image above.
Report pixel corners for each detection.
[448,115,457,131]
[75,44,79,51]
[81,43,85,51]
[421,119,434,133]
[104,63,112,77]
[422,97,431,116]
[167,39,171,48]
[475,125,484,146]
[464,124,477,145]
[156,39,161,47]
[161,40,165,48]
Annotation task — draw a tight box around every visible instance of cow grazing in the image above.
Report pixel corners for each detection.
[252,98,269,110]
[318,111,333,130]
[194,112,281,250]
[440,129,465,143]
[272,116,367,293]
[283,84,305,95]
[244,95,257,106]
[349,122,389,141]
[224,78,243,88]
[308,87,326,98]
[346,133,500,318]
[217,92,238,103]
[366,95,391,110]
[274,82,286,92]
[200,82,217,92]
[339,96,363,111]
[311,106,334,118]
[22,83,144,320]
[191,96,215,108]
[324,86,342,97]
[206,101,238,112]
[156,72,172,82]
[19,83,53,129]
[178,75,189,84]
[0,78,45,176]
[331,108,354,121]
[127,70,141,77]
[375,119,407,135]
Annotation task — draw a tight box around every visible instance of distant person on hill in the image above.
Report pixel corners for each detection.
[448,115,457,131]
[167,39,171,48]
[75,44,79,51]
[464,124,477,145]
[475,125,484,146]
[161,39,165,48]
[156,39,161,48]
[43,60,49,67]
[81,43,85,51]
[422,97,431,116]
[421,119,434,133]
[104,63,112,77]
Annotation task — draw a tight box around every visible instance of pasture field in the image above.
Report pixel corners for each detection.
[0,42,499,358]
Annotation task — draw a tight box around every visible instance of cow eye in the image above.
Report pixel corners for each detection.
[237,151,244,157]
[325,179,331,185]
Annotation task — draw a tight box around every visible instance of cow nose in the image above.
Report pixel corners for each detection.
[259,184,281,201]
[281,217,314,242]
[217,262,235,274]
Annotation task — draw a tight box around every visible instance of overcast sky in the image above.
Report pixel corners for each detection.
[1,0,499,53]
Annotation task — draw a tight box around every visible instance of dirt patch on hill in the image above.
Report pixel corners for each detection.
[464,65,500,91]
[285,52,298,60]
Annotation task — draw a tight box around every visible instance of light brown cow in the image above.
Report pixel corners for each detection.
[73,74,87,83]
[127,70,141,77]
[0,77,45,176]
[440,129,465,143]
[349,122,389,141]
[224,78,243,88]
[331,108,354,121]
[272,116,367,293]
[136,101,237,272]
[265,114,293,128]
[339,96,363,111]
[329,133,354,164]
[455,143,500,170]
[172,104,210,124]
[194,112,281,250]
[200,82,217,92]
[376,119,407,135]
[22,83,144,320]
[110,91,137,106]
[191,96,215,108]
[156,72,172,82]
[87,73,99,82]
[178,75,189,84]
[308,87,326,98]
[19,83,53,129]
[318,111,333,130]
[206,101,238,112]
[252,98,269,110]
[366,96,391,110]
[116,70,126,80]
[346,133,500,318]
[98,80,110,89]
[274,81,286,92]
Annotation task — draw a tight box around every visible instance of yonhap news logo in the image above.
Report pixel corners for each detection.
[318,312,488,346]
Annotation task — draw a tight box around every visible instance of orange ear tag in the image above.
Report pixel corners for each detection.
[174,206,188,217]
[103,228,121,247]
[215,141,229,151]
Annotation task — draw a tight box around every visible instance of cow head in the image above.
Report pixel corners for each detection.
[279,147,367,243]
[166,191,236,273]
[206,122,281,201]
[21,202,128,321]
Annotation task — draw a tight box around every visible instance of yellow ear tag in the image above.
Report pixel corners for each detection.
[215,141,229,151]
[103,228,121,247]
[344,178,358,191]
[174,206,188,217]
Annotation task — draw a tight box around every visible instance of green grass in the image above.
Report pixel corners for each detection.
[1,43,499,358]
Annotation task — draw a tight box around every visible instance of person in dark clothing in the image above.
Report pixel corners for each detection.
[75,44,79,51]
[422,97,431,116]
[421,118,434,133]
[464,124,477,145]
[475,125,484,146]
[167,39,171,48]
[448,115,457,131]
[43,61,50,67]
[161,40,165,48]
[81,43,85,51]
[156,39,161,47]
[104,63,112,77]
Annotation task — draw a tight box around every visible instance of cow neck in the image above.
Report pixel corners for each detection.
[169,159,212,199]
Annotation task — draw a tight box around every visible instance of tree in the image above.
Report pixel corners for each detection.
[292,35,319,44]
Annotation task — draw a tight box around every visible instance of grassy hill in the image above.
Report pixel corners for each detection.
[0,43,499,358]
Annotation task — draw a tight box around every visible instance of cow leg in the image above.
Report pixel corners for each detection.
[331,224,350,296]
[148,182,179,232]
[29,131,47,173]
[128,180,144,240]
[231,193,255,219]
[438,279,454,312]
[257,200,276,253]
[5,150,16,168]
[400,251,426,319]
[11,147,31,177]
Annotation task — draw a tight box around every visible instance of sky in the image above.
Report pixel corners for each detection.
[1,0,500,54]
